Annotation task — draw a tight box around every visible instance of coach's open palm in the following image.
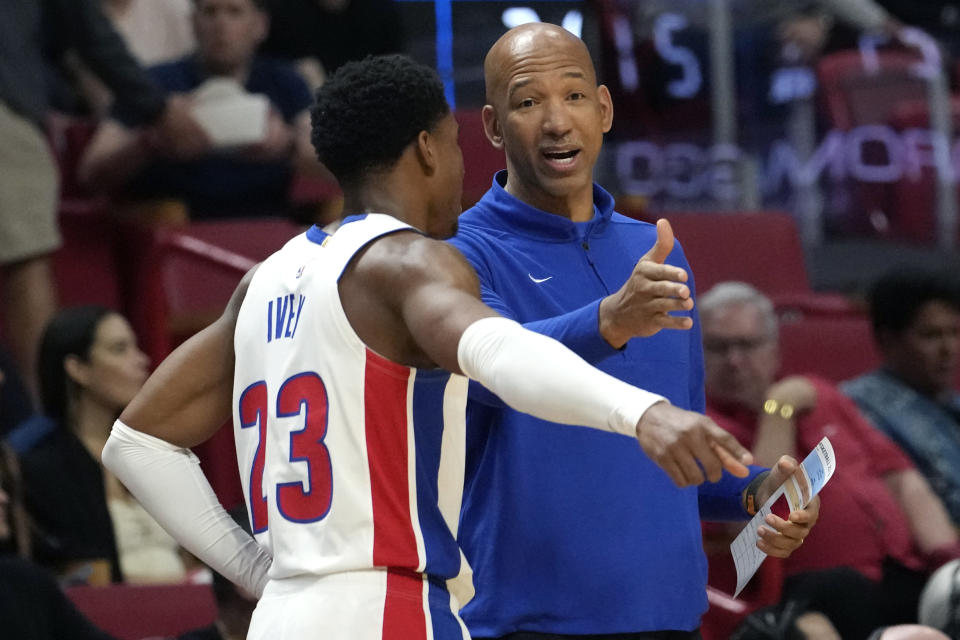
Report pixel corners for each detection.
[636,402,753,487]
[598,219,694,348]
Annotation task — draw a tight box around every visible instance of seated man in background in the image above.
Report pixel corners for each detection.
[80,0,318,220]
[842,268,960,524]
[701,281,960,639]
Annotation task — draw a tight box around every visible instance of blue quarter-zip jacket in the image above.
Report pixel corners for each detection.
[449,172,759,636]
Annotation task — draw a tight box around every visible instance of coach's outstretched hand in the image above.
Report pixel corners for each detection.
[751,455,820,558]
[635,402,753,487]
[599,219,694,348]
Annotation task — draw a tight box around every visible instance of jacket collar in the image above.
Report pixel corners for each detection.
[470,170,616,241]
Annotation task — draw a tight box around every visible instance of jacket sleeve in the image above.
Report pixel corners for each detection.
[685,252,749,515]
[698,465,768,521]
[483,283,620,364]
[686,268,706,414]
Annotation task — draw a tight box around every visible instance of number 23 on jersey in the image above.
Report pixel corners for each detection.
[238,372,332,533]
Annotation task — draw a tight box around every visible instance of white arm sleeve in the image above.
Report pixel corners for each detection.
[457,316,666,437]
[102,420,272,597]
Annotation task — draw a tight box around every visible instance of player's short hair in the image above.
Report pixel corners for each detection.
[310,54,449,187]
[870,267,960,335]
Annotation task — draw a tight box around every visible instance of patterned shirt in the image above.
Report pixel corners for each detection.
[843,369,960,523]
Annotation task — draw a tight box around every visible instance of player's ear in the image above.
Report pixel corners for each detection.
[415,129,438,175]
[598,85,614,134]
[482,105,504,150]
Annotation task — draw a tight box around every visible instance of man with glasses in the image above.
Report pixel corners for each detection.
[700,281,960,636]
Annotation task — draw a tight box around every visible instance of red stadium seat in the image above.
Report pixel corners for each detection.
[40,114,122,310]
[816,49,929,132]
[638,211,814,297]
[54,205,122,311]
[815,49,947,242]
[777,306,880,383]
[701,525,784,640]
[121,218,303,363]
[65,583,218,640]
[885,96,960,244]
[46,113,101,204]
[701,585,752,640]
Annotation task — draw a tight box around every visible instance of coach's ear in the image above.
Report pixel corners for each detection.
[482,105,503,150]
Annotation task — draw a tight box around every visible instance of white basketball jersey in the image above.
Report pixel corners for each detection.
[232,214,473,606]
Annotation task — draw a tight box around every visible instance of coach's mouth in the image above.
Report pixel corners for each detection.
[542,147,581,172]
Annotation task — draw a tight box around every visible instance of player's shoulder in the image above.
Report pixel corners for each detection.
[357,229,464,279]
[252,230,313,273]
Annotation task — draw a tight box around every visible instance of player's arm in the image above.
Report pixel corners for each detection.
[102,267,273,597]
[119,266,256,446]
[375,235,753,487]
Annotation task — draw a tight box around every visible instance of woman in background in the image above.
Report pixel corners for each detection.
[14,306,185,584]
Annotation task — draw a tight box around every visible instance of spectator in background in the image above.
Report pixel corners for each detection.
[103,0,196,64]
[701,281,960,638]
[0,442,119,640]
[260,0,402,90]
[80,0,318,221]
[0,0,206,404]
[71,0,197,117]
[7,306,186,586]
[843,269,960,524]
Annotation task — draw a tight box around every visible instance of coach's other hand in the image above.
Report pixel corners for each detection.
[753,456,820,558]
[636,403,753,487]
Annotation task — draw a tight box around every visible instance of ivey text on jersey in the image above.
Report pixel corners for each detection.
[266,293,306,343]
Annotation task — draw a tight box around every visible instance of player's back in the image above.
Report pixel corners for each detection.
[232,215,473,638]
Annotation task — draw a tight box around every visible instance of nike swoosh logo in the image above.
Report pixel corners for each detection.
[528,274,553,283]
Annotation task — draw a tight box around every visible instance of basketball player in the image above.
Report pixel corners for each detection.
[102,55,805,639]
